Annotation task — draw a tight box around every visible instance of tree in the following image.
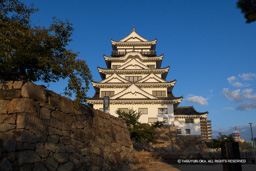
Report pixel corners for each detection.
[116,109,165,143]
[237,0,256,23]
[211,132,235,148]
[0,0,92,107]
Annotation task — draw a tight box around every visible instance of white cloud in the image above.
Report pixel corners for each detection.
[223,107,234,111]
[186,95,208,106]
[238,73,256,81]
[222,88,243,102]
[242,89,256,101]
[232,82,250,88]
[236,102,256,111]
[227,76,236,84]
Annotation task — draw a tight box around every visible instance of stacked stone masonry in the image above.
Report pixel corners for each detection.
[0,81,133,171]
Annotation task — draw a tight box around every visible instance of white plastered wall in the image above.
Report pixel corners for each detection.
[174,118,201,135]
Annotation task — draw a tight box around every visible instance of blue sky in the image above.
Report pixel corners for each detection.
[23,0,256,140]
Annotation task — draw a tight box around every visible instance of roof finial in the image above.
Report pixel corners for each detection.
[133,27,135,32]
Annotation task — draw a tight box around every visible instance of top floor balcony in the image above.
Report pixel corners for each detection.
[111,50,156,57]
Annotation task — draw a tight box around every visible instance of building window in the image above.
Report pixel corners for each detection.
[125,76,142,82]
[118,108,128,113]
[152,91,166,97]
[148,117,158,124]
[158,108,168,114]
[176,129,181,134]
[138,108,148,114]
[186,129,190,135]
[185,118,194,123]
[101,91,114,97]
[112,65,121,69]
[163,117,168,123]
[147,65,155,69]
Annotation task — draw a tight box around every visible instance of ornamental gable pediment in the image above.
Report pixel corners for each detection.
[120,30,148,42]
[138,73,167,83]
[119,59,148,70]
[111,84,157,100]
[100,73,128,83]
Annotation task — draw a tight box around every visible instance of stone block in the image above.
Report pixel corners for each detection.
[0,90,21,99]
[0,114,8,123]
[40,107,50,119]
[13,130,39,143]
[47,135,60,144]
[16,113,45,133]
[0,123,15,132]
[17,150,41,165]
[56,144,66,153]
[65,145,75,153]
[0,100,10,113]
[51,111,73,125]
[40,102,55,110]
[23,143,35,150]
[21,82,47,102]
[4,114,16,124]
[20,164,31,171]
[59,96,74,113]
[13,81,24,89]
[36,148,50,158]
[7,152,16,162]
[45,157,59,170]
[33,163,47,171]
[81,148,89,156]
[53,152,69,163]
[50,118,69,131]
[0,158,12,171]
[90,147,101,156]
[3,140,16,152]
[8,98,39,114]
[45,142,57,152]
[0,81,13,90]
[58,161,74,171]
[49,127,62,135]
[73,129,86,142]
[59,137,72,145]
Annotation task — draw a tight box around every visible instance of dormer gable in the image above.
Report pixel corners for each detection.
[111,84,157,100]
[138,73,167,83]
[100,73,128,83]
[118,58,149,70]
[120,27,148,42]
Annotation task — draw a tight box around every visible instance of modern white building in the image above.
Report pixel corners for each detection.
[87,28,212,140]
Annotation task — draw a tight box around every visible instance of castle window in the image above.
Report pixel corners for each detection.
[153,91,166,97]
[163,117,168,123]
[148,117,158,124]
[158,108,168,114]
[147,65,155,69]
[185,118,194,123]
[125,76,142,82]
[118,108,128,113]
[101,91,114,97]
[138,108,148,114]
[186,129,190,135]
[112,65,121,69]
[176,129,181,134]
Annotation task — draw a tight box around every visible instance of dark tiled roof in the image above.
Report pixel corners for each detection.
[174,106,208,115]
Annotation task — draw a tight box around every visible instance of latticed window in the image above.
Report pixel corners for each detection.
[176,129,181,134]
[112,65,121,69]
[101,91,114,97]
[118,108,128,113]
[185,118,194,123]
[158,108,168,114]
[186,129,190,135]
[125,76,142,82]
[148,117,158,124]
[147,65,155,69]
[152,91,166,97]
[138,108,148,114]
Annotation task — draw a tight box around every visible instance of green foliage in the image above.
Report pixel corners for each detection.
[211,132,235,148]
[116,109,163,143]
[237,0,256,23]
[0,0,92,107]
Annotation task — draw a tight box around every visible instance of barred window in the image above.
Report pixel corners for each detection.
[118,108,128,113]
[125,76,142,82]
[101,91,115,97]
[112,65,121,69]
[176,129,181,134]
[147,65,155,69]
[185,118,194,123]
[186,129,190,135]
[148,117,158,124]
[152,91,166,97]
[158,108,168,114]
[138,108,148,114]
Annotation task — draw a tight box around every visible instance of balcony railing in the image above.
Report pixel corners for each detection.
[111,50,156,57]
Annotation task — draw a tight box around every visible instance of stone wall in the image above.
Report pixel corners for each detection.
[0,81,133,171]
